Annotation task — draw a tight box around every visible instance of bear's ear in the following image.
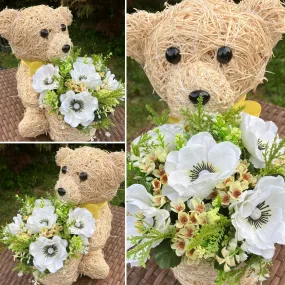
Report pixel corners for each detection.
[56,6,73,26]
[109,152,125,183]
[127,11,158,65]
[240,0,285,47]
[0,8,18,40]
[56,147,74,166]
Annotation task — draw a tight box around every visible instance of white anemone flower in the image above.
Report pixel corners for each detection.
[70,62,102,90]
[76,57,93,64]
[231,176,285,259]
[163,132,241,201]
[103,70,119,91]
[241,113,278,168]
[127,185,171,267]
[26,206,57,234]
[130,124,184,165]
[59,90,99,128]
[29,236,68,273]
[34,199,52,208]
[8,214,23,235]
[68,208,96,238]
[32,64,60,93]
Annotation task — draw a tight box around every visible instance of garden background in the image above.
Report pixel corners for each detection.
[127,0,285,140]
[0,0,125,81]
[0,144,125,251]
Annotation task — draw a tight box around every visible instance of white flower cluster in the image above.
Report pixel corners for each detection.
[128,112,285,269]
[7,199,95,274]
[32,57,121,128]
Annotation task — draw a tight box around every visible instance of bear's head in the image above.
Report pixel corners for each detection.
[0,5,73,61]
[55,146,125,204]
[127,0,285,118]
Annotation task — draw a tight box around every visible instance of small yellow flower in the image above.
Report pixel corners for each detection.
[176,212,190,228]
[160,173,168,185]
[171,238,188,256]
[153,195,166,207]
[153,164,165,178]
[178,224,196,239]
[152,179,161,191]
[170,198,185,213]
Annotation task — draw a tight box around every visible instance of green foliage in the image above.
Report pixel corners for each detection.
[186,215,231,253]
[45,91,59,112]
[146,105,170,126]
[127,218,175,267]
[153,239,182,269]
[260,135,285,176]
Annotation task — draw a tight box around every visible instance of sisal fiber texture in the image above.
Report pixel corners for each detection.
[172,259,259,285]
[127,0,285,118]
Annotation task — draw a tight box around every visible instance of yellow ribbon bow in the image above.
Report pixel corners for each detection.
[79,201,108,219]
[233,94,261,117]
[21,59,46,76]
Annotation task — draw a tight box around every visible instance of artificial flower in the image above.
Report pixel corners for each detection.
[26,206,57,234]
[127,184,169,219]
[176,212,190,228]
[76,57,93,64]
[171,238,188,256]
[34,199,52,208]
[59,90,98,128]
[177,224,196,239]
[231,176,285,259]
[240,113,278,168]
[103,70,119,90]
[32,64,60,93]
[70,62,102,90]
[8,214,23,235]
[68,208,96,238]
[163,132,241,201]
[29,236,68,273]
[170,198,186,213]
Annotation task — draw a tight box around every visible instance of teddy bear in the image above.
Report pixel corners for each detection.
[127,0,285,119]
[38,146,125,285]
[0,5,91,141]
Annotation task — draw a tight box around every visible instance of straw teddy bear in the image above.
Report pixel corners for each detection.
[39,146,125,285]
[127,0,285,119]
[0,5,90,141]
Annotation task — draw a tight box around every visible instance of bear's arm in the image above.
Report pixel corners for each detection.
[88,204,113,250]
[16,62,41,107]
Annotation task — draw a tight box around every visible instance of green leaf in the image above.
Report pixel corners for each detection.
[153,239,181,269]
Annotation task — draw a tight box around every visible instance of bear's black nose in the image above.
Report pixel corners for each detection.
[57,188,66,196]
[189,90,211,105]
[62,45,70,53]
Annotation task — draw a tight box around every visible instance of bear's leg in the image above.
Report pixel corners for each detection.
[79,249,110,279]
[18,107,49,137]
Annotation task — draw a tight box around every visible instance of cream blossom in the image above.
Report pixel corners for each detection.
[29,236,68,273]
[163,132,241,201]
[59,90,98,127]
[231,176,285,259]
[103,70,119,91]
[68,208,96,238]
[8,214,23,235]
[32,64,60,93]
[240,113,278,168]
[70,62,102,90]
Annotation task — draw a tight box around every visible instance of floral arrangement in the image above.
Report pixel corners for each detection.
[0,195,95,283]
[127,100,285,284]
[32,49,124,133]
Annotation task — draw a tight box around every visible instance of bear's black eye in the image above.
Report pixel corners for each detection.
[61,24,66,31]
[62,166,67,174]
[40,29,49,38]
[217,46,233,64]
[79,172,88,181]
[166,47,181,64]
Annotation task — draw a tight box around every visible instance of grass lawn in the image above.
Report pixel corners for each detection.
[0,145,125,251]
[127,38,285,141]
